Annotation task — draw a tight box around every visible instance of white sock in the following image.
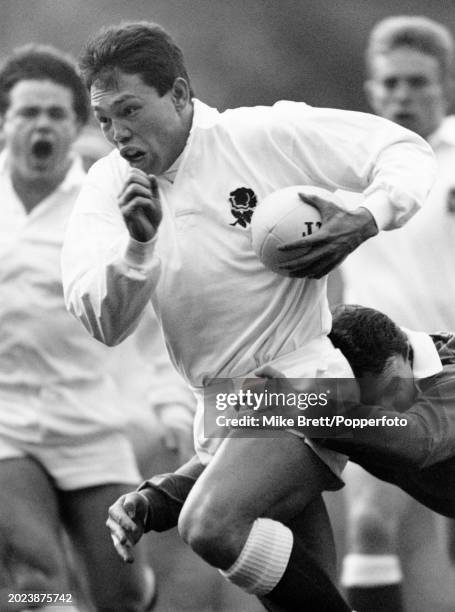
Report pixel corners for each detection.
[219,517,293,595]
[341,553,403,587]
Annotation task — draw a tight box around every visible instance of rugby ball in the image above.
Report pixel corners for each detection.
[251,185,332,275]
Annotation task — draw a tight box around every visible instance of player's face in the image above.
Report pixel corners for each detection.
[365,47,449,139]
[2,79,80,181]
[359,354,417,412]
[91,71,192,175]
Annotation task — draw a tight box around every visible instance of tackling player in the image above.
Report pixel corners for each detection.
[107,303,455,610]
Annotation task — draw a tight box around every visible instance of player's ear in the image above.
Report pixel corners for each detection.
[171,78,190,112]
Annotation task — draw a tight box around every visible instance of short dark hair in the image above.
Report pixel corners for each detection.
[366,16,454,82]
[79,21,194,97]
[0,44,90,124]
[329,304,410,378]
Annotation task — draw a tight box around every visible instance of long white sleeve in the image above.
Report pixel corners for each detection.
[62,158,161,346]
[274,102,436,230]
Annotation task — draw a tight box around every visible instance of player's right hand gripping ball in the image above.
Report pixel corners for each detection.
[250,185,333,275]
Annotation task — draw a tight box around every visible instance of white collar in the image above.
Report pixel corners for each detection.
[159,99,220,184]
[161,151,183,184]
[402,327,443,379]
[191,98,220,129]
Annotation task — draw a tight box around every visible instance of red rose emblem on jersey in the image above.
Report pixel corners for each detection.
[229,187,257,228]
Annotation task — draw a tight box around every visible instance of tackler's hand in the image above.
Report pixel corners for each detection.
[106,491,150,563]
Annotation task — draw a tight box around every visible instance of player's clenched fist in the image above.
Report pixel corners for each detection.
[118,168,162,242]
[106,491,150,563]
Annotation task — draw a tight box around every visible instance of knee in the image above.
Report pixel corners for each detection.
[178,496,242,568]
[347,500,398,553]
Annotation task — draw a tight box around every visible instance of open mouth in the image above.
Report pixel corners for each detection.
[120,148,146,164]
[31,140,54,159]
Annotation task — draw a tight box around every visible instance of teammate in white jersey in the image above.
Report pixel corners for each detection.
[62,21,436,611]
[342,16,455,332]
[0,44,166,612]
[338,17,455,611]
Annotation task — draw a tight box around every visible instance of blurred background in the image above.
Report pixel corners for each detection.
[1,0,454,114]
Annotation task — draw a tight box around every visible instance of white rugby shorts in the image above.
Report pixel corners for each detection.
[192,334,354,483]
[0,429,141,490]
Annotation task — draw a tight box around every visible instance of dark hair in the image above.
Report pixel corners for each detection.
[0,44,90,124]
[79,21,194,97]
[366,16,454,82]
[329,304,410,378]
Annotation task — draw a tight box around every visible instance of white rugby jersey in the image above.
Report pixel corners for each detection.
[62,99,435,390]
[341,115,455,332]
[0,152,191,444]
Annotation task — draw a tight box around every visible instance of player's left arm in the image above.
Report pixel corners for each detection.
[278,105,437,278]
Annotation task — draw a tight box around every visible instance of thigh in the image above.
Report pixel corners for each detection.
[183,432,340,531]
[60,483,148,601]
[0,457,68,591]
